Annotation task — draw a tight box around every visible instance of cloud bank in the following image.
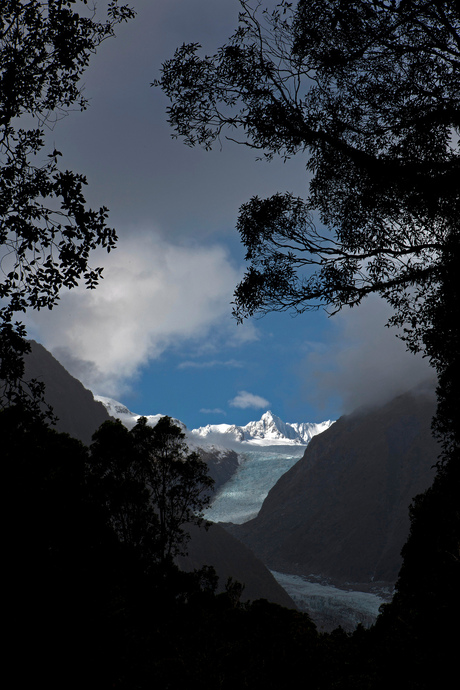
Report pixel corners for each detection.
[229,391,270,409]
[306,295,434,414]
[26,232,242,396]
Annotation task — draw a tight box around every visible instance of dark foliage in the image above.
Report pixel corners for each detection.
[0,318,53,418]
[422,231,460,459]
[155,3,460,686]
[0,1,135,408]
[5,405,121,687]
[5,408,213,687]
[89,415,214,567]
[372,455,460,689]
[369,232,460,688]
[6,406,325,689]
[5,384,456,688]
[155,0,459,356]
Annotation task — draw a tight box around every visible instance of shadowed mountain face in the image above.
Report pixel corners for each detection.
[228,384,438,585]
[18,342,295,608]
[23,341,111,446]
[177,523,296,608]
[21,342,240,493]
[195,447,240,494]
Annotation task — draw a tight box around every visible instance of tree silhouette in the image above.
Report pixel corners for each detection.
[88,418,158,558]
[155,0,459,355]
[89,416,214,567]
[133,416,214,564]
[0,1,135,408]
[156,6,459,682]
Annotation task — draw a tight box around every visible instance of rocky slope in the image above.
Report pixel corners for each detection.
[226,383,438,585]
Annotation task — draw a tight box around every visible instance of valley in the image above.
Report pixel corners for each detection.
[96,382,438,631]
[20,342,440,631]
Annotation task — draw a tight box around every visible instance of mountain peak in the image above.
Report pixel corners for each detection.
[261,410,275,419]
[260,410,281,425]
[192,410,334,447]
[95,397,334,447]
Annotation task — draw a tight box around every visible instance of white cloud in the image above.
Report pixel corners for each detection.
[229,390,270,409]
[25,231,242,396]
[178,359,243,369]
[199,408,226,415]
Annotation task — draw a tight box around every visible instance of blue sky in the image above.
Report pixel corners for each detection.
[25,0,432,429]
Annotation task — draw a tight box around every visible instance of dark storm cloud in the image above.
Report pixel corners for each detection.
[26,1,292,396]
[51,0,307,239]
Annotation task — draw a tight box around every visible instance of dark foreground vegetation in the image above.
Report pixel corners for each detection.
[2,2,459,687]
[4,398,459,689]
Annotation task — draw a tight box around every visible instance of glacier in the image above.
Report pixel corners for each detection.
[95,396,333,524]
[270,571,392,631]
[204,446,305,523]
[93,394,387,629]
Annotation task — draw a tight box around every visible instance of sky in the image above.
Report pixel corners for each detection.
[24,0,433,430]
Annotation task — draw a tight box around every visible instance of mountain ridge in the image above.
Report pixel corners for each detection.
[226,384,438,586]
[22,341,111,445]
[17,342,295,609]
[95,396,334,447]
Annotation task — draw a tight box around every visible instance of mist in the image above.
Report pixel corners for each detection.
[306,295,435,415]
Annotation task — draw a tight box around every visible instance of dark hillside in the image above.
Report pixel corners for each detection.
[21,342,293,608]
[229,383,438,585]
[23,341,111,445]
[177,522,296,608]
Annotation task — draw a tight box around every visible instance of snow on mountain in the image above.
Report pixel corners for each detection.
[95,398,333,447]
[94,395,184,431]
[191,411,334,446]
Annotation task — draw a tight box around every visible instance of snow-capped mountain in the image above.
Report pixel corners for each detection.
[94,395,333,447]
[94,395,185,431]
[95,397,334,447]
[191,411,333,446]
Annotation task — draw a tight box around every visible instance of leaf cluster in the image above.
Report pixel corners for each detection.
[1,1,135,318]
[156,0,459,352]
[89,415,215,566]
[1,1,134,125]
[0,1,134,405]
